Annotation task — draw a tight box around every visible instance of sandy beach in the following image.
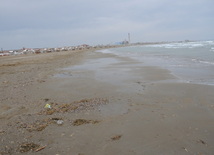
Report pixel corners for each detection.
[1,48,214,155]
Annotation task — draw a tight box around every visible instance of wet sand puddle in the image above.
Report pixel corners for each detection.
[54,52,150,94]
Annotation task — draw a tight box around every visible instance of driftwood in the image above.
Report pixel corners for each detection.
[35,145,47,152]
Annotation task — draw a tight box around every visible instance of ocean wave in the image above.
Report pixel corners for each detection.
[205,41,214,44]
[98,49,113,53]
[192,58,214,65]
[144,41,214,49]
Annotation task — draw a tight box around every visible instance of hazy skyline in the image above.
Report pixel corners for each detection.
[0,0,214,50]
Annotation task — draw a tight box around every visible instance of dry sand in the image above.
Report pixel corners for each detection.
[0,49,214,155]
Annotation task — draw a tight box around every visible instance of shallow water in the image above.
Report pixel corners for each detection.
[55,41,214,87]
[99,41,214,85]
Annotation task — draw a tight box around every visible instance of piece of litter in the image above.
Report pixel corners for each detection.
[45,104,51,109]
[182,147,188,152]
[57,120,64,125]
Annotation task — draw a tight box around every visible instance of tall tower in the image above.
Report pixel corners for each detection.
[128,33,130,44]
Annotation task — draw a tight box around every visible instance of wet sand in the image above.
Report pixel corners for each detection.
[1,49,214,155]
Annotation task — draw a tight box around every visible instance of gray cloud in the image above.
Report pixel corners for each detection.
[0,0,214,49]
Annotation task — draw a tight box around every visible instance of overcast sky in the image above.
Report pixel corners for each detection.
[0,0,214,50]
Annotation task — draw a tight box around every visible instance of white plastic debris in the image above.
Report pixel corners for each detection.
[57,120,64,125]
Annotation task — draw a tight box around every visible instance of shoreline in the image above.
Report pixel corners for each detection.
[1,48,214,154]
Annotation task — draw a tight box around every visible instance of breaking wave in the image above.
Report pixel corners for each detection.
[144,40,214,49]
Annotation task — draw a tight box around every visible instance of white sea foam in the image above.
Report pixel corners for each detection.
[191,43,203,47]
[145,42,202,49]
[205,41,214,44]
[99,49,112,53]
[191,58,214,65]
[144,41,214,49]
[199,60,214,65]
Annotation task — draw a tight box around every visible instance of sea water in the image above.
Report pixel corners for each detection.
[99,41,214,85]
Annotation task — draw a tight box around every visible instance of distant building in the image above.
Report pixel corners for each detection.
[121,40,129,45]
[128,33,130,44]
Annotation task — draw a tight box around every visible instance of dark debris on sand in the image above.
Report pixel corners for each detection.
[39,98,108,115]
[0,98,107,154]
[72,119,100,126]
[19,143,40,153]
[111,135,122,141]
